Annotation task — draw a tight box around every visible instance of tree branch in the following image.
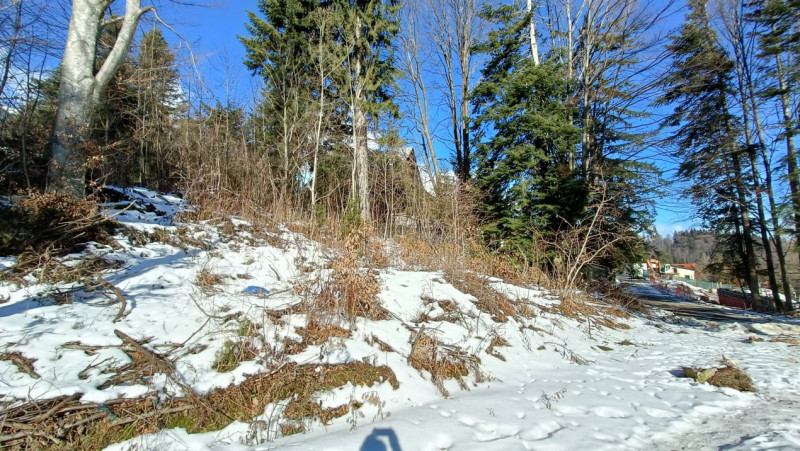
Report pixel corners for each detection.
[94,0,153,104]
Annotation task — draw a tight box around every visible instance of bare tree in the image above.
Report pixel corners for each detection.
[429,0,479,183]
[47,0,156,196]
[398,0,440,186]
[309,7,346,207]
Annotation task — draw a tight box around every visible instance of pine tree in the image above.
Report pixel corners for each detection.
[472,3,583,255]
[659,0,769,309]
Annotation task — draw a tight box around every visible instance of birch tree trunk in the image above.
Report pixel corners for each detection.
[48,0,149,196]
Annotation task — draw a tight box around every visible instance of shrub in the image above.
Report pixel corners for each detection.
[0,191,116,256]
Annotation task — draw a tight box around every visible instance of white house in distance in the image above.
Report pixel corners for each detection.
[668,263,697,280]
[631,261,697,280]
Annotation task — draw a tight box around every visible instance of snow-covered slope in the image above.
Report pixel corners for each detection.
[1,191,799,450]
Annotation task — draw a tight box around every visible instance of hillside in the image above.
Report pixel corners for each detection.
[0,190,799,450]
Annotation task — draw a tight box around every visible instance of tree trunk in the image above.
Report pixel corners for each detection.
[458,2,471,182]
[311,62,325,206]
[737,75,782,311]
[527,0,539,65]
[0,1,22,137]
[430,0,475,184]
[775,52,800,274]
[721,1,794,309]
[48,0,149,197]
[353,14,370,222]
[726,127,763,309]
[354,106,370,222]
[401,3,440,185]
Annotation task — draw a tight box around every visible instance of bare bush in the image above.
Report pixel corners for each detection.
[545,184,642,295]
[408,329,484,397]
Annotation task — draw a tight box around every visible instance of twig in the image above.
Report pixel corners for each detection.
[97,275,128,322]
[113,330,225,419]
[179,317,211,347]
[30,393,81,423]
[61,341,105,355]
[0,432,33,443]
[63,412,106,430]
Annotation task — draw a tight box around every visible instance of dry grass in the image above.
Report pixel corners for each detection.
[682,362,756,392]
[11,255,122,286]
[447,274,518,323]
[485,334,510,361]
[195,268,227,294]
[296,322,351,346]
[366,334,396,353]
[749,336,799,345]
[588,281,647,313]
[0,361,399,450]
[212,320,264,372]
[548,294,631,331]
[299,232,388,323]
[408,330,484,397]
[284,321,352,355]
[0,352,39,379]
[769,337,799,345]
[122,225,214,252]
[213,339,261,372]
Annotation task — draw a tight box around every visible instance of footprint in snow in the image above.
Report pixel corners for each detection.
[553,405,587,415]
[589,406,631,418]
[519,420,563,441]
[459,415,480,427]
[472,423,520,442]
[644,407,679,419]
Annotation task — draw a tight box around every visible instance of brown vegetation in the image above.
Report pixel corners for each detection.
[408,329,485,397]
[682,362,756,392]
[0,361,398,450]
[298,231,388,323]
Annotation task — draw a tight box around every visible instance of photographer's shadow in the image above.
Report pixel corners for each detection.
[360,428,402,451]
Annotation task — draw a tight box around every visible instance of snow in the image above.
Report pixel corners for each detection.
[1,190,800,450]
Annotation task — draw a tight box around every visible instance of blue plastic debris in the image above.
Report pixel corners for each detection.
[243,286,270,296]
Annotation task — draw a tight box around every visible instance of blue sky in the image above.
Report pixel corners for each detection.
[154,0,260,105]
[154,0,693,237]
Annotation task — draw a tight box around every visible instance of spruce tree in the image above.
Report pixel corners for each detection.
[659,0,768,309]
[472,3,583,255]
